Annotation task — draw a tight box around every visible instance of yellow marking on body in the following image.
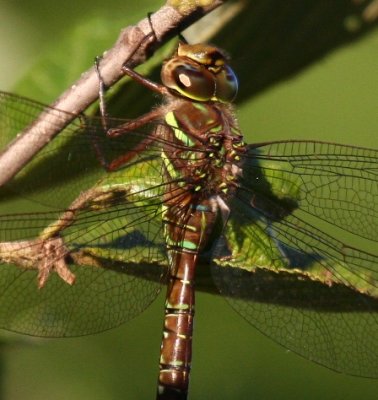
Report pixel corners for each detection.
[199,209,207,247]
[165,301,173,309]
[177,303,190,310]
[161,149,179,179]
[164,219,197,232]
[166,300,190,310]
[177,333,188,339]
[231,127,241,135]
[209,125,222,133]
[171,360,184,367]
[166,111,195,147]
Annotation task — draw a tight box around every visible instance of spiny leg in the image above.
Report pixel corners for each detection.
[92,51,169,170]
[90,107,165,171]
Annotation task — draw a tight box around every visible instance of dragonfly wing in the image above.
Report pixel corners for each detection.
[244,140,378,241]
[0,91,163,209]
[0,156,169,337]
[212,140,378,378]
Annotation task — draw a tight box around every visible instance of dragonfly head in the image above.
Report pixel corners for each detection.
[161,42,238,103]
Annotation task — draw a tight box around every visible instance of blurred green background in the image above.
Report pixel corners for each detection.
[0,0,378,399]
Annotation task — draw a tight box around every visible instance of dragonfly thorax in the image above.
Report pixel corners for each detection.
[161,98,244,200]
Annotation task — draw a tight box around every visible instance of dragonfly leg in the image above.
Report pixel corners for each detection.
[94,27,159,131]
[122,64,171,96]
[107,108,162,137]
[93,41,169,171]
[92,52,165,170]
[105,135,155,171]
[98,107,165,171]
[94,55,110,133]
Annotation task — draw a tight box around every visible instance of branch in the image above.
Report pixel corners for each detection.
[0,0,224,187]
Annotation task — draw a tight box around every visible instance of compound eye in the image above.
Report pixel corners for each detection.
[214,65,238,102]
[162,58,215,101]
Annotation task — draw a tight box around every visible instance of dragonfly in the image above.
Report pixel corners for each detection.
[0,41,377,400]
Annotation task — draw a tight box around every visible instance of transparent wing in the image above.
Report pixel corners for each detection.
[0,91,174,337]
[0,154,171,337]
[0,91,169,208]
[212,140,378,378]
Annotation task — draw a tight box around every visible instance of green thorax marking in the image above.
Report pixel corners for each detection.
[165,111,195,147]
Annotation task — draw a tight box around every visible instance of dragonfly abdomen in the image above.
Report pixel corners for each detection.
[158,200,217,398]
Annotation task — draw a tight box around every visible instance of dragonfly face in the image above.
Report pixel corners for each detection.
[0,39,377,400]
[161,42,238,102]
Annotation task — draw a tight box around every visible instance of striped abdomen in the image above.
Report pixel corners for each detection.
[158,199,216,399]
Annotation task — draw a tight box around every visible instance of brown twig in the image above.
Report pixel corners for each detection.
[0,0,223,187]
